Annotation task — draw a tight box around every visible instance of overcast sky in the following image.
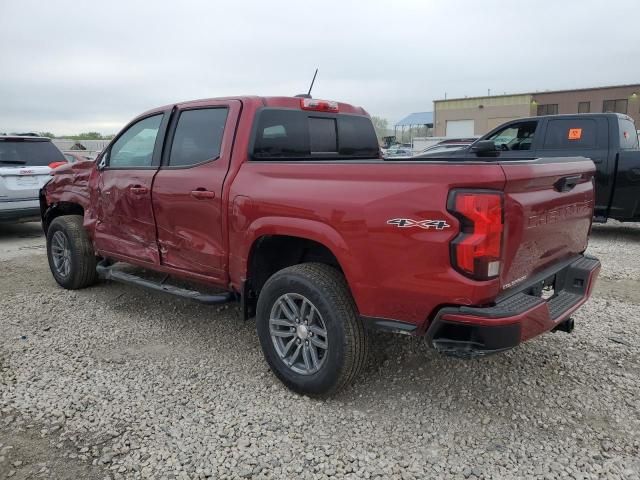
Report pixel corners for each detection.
[1,0,639,135]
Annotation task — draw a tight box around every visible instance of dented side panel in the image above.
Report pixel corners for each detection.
[42,160,97,233]
[93,169,160,264]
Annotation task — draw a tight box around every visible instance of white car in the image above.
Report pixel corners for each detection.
[383,145,414,158]
[0,135,67,223]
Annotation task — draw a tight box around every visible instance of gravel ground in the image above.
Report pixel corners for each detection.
[0,221,639,479]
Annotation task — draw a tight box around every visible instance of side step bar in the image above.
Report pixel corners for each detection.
[96,262,235,305]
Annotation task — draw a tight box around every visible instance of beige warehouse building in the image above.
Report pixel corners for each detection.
[433,84,640,137]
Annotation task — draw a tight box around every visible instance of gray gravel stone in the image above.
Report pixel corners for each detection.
[1,222,640,479]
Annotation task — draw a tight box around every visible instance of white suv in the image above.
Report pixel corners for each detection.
[0,135,67,223]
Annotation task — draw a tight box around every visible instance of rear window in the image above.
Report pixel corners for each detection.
[619,119,639,150]
[542,119,597,149]
[252,109,379,160]
[0,139,65,166]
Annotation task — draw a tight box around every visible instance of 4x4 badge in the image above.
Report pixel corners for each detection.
[387,219,450,230]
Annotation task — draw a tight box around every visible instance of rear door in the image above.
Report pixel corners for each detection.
[536,116,610,218]
[499,157,595,291]
[0,138,65,209]
[94,112,168,264]
[152,100,240,280]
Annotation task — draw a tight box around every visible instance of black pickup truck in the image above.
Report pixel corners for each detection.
[416,113,640,223]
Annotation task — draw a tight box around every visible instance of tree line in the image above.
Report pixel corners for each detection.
[37,132,116,140]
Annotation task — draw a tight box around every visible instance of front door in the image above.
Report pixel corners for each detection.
[152,101,240,279]
[94,113,167,264]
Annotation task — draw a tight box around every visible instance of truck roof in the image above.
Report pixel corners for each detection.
[513,112,634,123]
[138,96,369,118]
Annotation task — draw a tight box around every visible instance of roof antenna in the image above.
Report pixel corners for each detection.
[295,68,318,98]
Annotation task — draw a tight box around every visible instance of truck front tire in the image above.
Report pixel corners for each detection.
[46,215,98,290]
[256,263,369,396]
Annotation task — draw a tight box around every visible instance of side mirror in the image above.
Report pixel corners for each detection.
[470,140,498,157]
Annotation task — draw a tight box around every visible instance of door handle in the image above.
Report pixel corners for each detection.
[190,189,215,200]
[129,186,149,195]
[554,175,581,192]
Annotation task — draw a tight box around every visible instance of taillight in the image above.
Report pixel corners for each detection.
[447,190,503,280]
[300,98,339,112]
[48,161,67,169]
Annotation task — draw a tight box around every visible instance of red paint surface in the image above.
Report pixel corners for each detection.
[94,169,159,264]
[43,96,598,336]
[152,100,242,279]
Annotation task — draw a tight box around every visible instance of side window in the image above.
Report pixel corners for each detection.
[168,108,229,167]
[486,121,537,151]
[619,119,639,150]
[109,115,163,168]
[542,119,597,149]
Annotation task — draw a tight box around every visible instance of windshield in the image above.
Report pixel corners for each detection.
[0,140,65,166]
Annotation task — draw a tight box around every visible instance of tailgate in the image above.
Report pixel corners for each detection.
[499,157,595,291]
[0,166,52,201]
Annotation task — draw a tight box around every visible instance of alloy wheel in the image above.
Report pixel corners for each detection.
[51,230,71,278]
[269,293,329,375]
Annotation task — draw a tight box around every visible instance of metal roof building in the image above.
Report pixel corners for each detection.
[394,112,433,143]
[395,112,434,127]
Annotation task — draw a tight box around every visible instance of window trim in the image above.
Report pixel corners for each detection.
[248,107,379,162]
[603,99,629,115]
[102,112,169,170]
[537,103,559,116]
[160,106,230,170]
[578,101,590,114]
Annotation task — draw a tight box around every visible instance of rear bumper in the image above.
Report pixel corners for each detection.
[425,255,601,357]
[0,205,41,223]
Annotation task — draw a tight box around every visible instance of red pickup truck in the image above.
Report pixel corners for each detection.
[40,96,601,395]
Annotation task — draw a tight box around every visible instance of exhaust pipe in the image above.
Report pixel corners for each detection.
[553,318,575,334]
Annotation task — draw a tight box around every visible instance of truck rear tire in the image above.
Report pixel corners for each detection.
[46,215,98,290]
[256,263,368,396]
